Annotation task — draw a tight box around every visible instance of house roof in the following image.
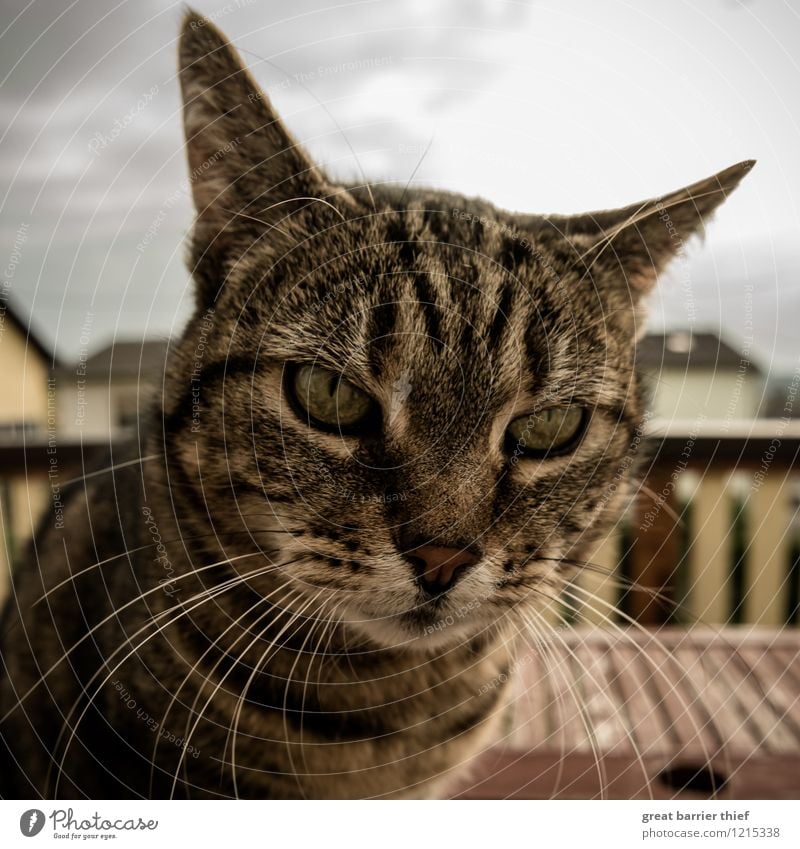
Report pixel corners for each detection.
[636,331,758,373]
[2,298,56,366]
[70,338,170,380]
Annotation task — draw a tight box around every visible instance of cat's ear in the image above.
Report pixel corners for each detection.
[178,10,350,260]
[562,160,755,295]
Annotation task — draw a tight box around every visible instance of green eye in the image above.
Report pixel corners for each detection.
[506,406,587,457]
[290,365,374,431]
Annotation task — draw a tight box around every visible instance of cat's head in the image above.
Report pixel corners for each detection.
[166,10,752,650]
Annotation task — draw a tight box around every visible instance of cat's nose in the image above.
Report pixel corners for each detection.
[403,542,480,595]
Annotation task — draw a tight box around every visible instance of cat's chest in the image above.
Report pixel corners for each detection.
[152,625,514,798]
[247,637,513,797]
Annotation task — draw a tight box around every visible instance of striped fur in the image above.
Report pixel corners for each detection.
[0,11,751,799]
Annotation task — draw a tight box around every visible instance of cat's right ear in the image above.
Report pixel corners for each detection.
[554,160,755,298]
[178,9,351,290]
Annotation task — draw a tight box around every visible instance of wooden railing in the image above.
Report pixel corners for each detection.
[2,421,799,626]
[575,420,800,628]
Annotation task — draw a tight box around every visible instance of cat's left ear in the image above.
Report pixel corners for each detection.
[178,9,353,259]
[561,160,755,295]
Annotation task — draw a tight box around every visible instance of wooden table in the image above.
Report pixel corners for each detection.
[455,628,800,799]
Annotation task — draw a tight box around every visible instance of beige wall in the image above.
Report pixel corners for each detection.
[0,317,50,430]
[0,317,52,602]
[647,368,761,422]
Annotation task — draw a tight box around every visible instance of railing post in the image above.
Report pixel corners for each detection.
[745,474,792,625]
[686,471,733,624]
[577,529,620,626]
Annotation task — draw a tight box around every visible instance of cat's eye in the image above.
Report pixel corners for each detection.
[505,406,588,458]
[288,364,375,432]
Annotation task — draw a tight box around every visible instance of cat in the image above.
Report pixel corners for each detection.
[0,9,752,799]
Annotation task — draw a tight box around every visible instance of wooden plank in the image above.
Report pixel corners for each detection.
[630,471,682,625]
[672,644,752,756]
[639,627,800,649]
[755,646,800,731]
[658,634,725,759]
[724,753,800,798]
[454,751,800,800]
[514,634,586,752]
[572,641,632,755]
[772,646,800,687]
[646,642,720,758]
[505,641,553,750]
[736,646,800,750]
[601,641,657,755]
[710,645,784,753]
[540,640,592,754]
[607,640,674,757]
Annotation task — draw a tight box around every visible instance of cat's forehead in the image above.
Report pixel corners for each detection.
[262,275,597,405]
[224,196,634,408]
[267,197,570,327]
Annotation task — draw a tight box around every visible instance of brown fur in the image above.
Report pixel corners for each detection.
[0,10,752,798]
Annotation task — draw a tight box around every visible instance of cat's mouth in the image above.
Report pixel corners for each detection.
[279,549,501,649]
[348,591,493,651]
[402,601,460,635]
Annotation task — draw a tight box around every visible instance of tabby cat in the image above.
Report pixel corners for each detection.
[0,10,752,799]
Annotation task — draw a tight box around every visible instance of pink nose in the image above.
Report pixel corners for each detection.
[406,544,480,593]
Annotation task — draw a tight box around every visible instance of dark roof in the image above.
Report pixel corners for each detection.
[71,338,170,380]
[2,298,56,366]
[636,331,757,373]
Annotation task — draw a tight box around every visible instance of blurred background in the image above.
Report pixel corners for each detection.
[1,0,799,628]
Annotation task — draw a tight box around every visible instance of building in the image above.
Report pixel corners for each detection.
[637,330,762,423]
[55,338,170,441]
[0,300,57,600]
[0,299,53,441]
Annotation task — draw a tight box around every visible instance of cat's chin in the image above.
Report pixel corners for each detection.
[348,607,485,653]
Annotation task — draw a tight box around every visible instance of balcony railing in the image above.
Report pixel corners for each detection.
[569,419,800,628]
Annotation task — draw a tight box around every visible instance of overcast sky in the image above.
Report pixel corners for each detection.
[2,0,799,375]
